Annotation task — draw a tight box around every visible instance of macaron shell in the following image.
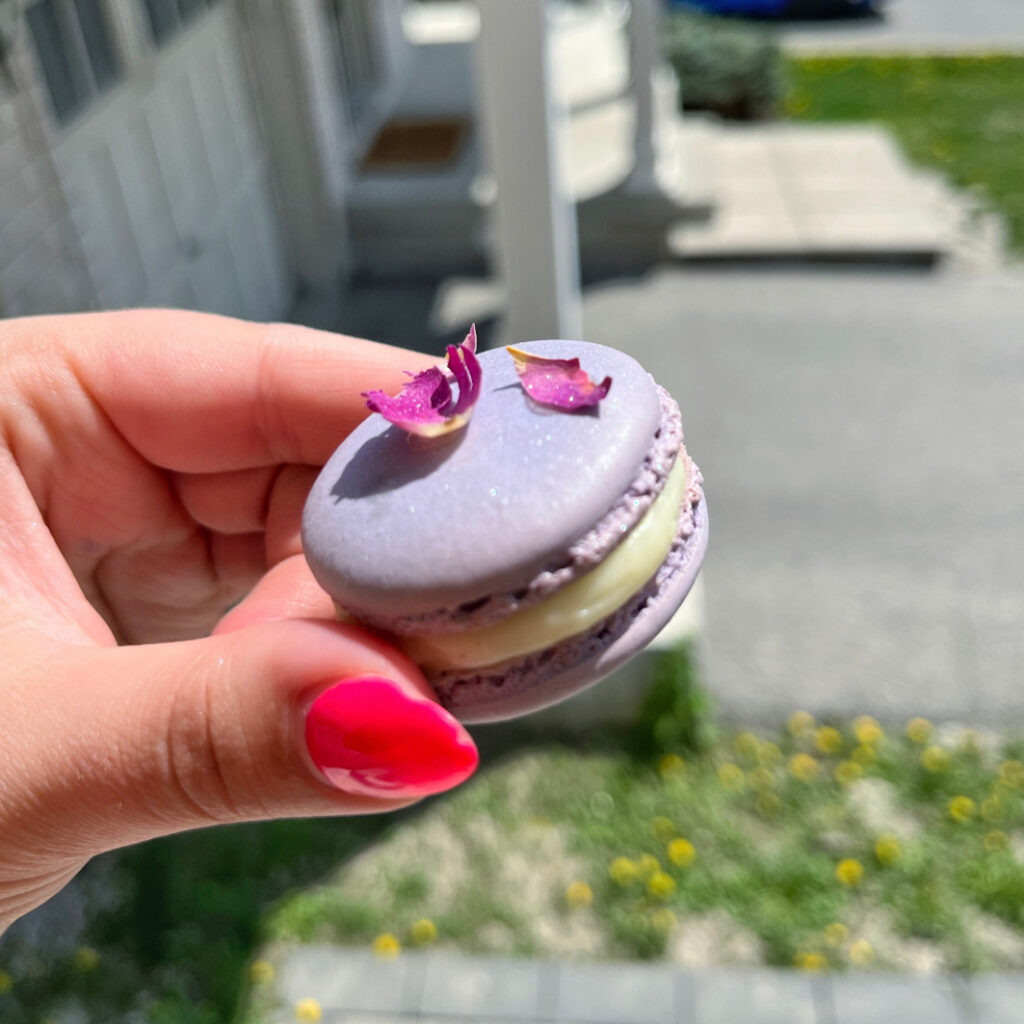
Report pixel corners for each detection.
[303,341,662,620]
[448,492,709,724]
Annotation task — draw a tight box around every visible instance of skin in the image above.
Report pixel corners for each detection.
[0,309,455,933]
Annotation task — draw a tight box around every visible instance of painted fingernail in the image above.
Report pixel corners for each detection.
[304,676,478,798]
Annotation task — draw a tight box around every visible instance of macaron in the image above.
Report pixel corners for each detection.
[302,337,707,723]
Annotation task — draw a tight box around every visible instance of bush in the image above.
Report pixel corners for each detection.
[661,9,785,120]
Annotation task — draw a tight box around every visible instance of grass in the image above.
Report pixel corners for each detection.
[785,55,1024,251]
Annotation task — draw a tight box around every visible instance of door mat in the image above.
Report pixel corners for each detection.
[362,117,469,171]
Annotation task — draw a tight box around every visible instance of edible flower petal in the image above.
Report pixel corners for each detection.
[363,325,481,437]
[506,345,611,410]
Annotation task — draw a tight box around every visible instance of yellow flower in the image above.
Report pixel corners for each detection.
[652,816,677,841]
[836,858,864,886]
[824,922,848,948]
[667,838,696,867]
[73,946,99,972]
[658,753,686,779]
[921,746,950,772]
[981,797,1002,823]
[789,753,820,782]
[998,760,1024,788]
[749,767,776,790]
[650,907,677,934]
[372,933,401,960]
[949,796,976,823]
[848,939,874,966]
[815,726,843,756]
[756,741,783,766]
[789,711,815,738]
[906,718,933,744]
[756,791,781,817]
[875,835,902,866]
[410,918,439,945]
[249,959,275,985]
[0,971,11,995]
[794,951,827,972]
[647,870,677,900]
[853,716,884,746]
[851,744,877,765]
[638,853,661,878]
[566,881,593,910]
[295,998,322,1023]
[985,829,1009,852]
[835,760,863,786]
[718,762,745,791]
[733,732,760,760]
[609,856,640,885]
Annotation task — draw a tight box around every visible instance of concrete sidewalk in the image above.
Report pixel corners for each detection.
[257,946,1022,1023]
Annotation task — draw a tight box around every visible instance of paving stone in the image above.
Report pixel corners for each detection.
[691,968,818,1024]
[967,973,1024,1024]
[275,946,411,1014]
[555,961,676,1024]
[418,952,543,1019]
[831,975,964,1024]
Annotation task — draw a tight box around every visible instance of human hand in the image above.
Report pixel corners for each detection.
[0,310,478,931]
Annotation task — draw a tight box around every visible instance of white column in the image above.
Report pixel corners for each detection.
[629,0,659,189]
[475,0,583,343]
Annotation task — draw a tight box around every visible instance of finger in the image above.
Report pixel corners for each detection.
[8,310,437,473]
[215,555,336,633]
[5,619,477,862]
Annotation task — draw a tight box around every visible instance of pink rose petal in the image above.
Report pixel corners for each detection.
[363,325,481,437]
[506,345,612,411]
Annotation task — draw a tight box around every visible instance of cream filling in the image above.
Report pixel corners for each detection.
[399,456,688,672]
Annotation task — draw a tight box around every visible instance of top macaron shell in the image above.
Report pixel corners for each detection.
[302,340,663,623]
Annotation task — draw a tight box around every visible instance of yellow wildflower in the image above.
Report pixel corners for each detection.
[853,716,884,746]
[638,853,661,878]
[789,711,815,738]
[789,753,820,782]
[824,922,848,948]
[410,918,439,944]
[949,796,976,823]
[658,753,686,779]
[650,908,677,934]
[756,791,781,817]
[733,732,760,760]
[998,760,1024,788]
[815,726,843,756]
[981,796,1002,823]
[848,939,874,966]
[835,859,864,886]
[718,762,745,791]
[852,743,877,765]
[985,830,1009,852]
[835,760,863,786]
[647,870,676,900]
[875,835,902,866]
[667,838,696,868]
[295,998,322,1023]
[756,741,783,766]
[609,856,640,885]
[73,947,99,972]
[0,971,11,995]
[372,933,401,960]
[921,746,950,772]
[652,816,677,841]
[906,718,933,744]
[793,951,827,972]
[566,881,593,910]
[749,767,776,790]
[249,960,274,985]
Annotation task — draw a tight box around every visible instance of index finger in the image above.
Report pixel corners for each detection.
[29,308,437,472]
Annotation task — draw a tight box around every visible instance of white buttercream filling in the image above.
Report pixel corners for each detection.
[399,456,688,671]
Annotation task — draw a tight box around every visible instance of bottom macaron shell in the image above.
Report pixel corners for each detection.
[443,492,709,725]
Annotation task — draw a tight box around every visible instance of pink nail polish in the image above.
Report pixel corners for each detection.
[304,676,478,798]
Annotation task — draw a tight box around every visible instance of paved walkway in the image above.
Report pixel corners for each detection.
[261,947,1022,1023]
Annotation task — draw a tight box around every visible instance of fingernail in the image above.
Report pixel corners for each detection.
[304,676,478,798]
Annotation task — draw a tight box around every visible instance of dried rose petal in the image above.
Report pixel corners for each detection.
[363,325,481,437]
[506,345,611,411]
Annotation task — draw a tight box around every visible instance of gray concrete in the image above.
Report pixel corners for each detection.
[583,266,1024,725]
[781,0,1024,54]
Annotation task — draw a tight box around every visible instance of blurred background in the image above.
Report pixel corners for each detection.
[2,0,1024,1021]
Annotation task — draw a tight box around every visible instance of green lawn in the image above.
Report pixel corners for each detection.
[785,55,1024,251]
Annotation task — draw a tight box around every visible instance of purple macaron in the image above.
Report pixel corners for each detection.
[302,339,707,723]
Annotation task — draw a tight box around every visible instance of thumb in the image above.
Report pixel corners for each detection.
[7,619,478,862]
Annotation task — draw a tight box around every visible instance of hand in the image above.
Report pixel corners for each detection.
[0,310,478,931]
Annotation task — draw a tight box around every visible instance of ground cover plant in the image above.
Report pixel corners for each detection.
[785,55,1024,251]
